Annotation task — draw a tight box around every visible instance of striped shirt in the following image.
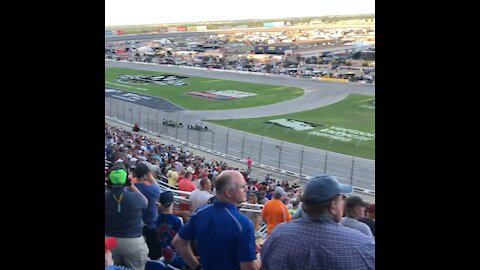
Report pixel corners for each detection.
[261,215,375,270]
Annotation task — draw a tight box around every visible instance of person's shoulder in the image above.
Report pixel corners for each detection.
[276,218,300,230]
[357,220,373,231]
[134,182,147,189]
[350,218,367,226]
[268,221,299,239]
[235,210,254,226]
[130,190,147,201]
[340,216,350,224]
[337,223,373,243]
[359,217,374,226]
[193,203,214,216]
[164,213,183,225]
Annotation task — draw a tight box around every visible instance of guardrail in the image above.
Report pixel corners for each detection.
[106,116,375,197]
[155,179,268,238]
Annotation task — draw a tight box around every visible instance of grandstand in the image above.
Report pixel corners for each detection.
[105,121,374,269]
[105,122,302,268]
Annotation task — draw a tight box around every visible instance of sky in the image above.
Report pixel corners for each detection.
[105,0,374,26]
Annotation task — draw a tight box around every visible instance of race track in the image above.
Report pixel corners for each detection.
[105,60,375,194]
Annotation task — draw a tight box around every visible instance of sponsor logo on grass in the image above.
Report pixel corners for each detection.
[268,119,320,131]
[115,74,188,86]
[187,90,257,100]
[359,99,375,109]
[309,126,375,142]
[105,88,152,102]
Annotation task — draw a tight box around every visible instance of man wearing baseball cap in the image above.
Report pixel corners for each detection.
[134,162,163,260]
[260,174,375,270]
[155,191,185,268]
[359,203,375,238]
[341,196,374,239]
[261,186,291,234]
[105,165,149,270]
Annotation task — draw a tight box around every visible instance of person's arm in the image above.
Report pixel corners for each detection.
[240,260,261,270]
[237,221,260,270]
[129,183,148,205]
[171,235,200,270]
[146,172,159,186]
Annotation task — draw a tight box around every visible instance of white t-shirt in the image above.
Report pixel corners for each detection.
[190,189,213,212]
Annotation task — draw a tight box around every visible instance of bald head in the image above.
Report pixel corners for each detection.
[215,170,242,193]
[215,170,246,205]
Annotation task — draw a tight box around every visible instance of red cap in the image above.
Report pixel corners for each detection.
[105,237,117,253]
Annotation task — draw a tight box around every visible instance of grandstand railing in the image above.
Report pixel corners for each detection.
[156,179,268,240]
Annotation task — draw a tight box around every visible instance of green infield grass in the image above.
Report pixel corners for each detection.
[208,94,375,159]
[105,67,304,110]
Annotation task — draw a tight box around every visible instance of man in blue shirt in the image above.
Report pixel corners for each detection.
[172,170,261,270]
[134,162,162,260]
[260,174,375,270]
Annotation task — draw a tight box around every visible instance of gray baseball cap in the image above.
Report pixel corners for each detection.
[303,174,353,203]
[274,186,285,196]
